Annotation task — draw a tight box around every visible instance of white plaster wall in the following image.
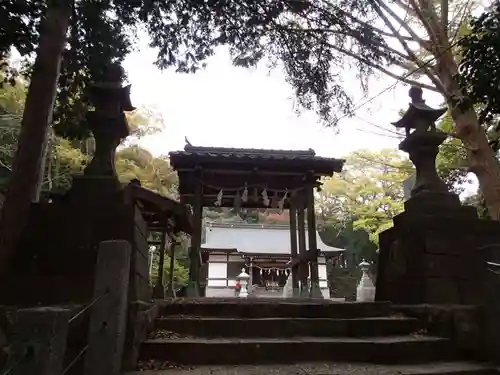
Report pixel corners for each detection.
[321,288,331,299]
[207,262,227,287]
[319,264,328,289]
[319,264,327,280]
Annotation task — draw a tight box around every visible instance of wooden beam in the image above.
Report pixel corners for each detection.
[287,249,320,268]
[177,168,329,177]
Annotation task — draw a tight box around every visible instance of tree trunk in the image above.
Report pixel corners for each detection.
[32,128,52,200]
[452,108,500,220]
[436,51,500,220]
[0,2,70,276]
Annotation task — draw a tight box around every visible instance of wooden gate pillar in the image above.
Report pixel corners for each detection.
[297,191,309,298]
[288,197,300,297]
[306,178,323,299]
[188,167,203,297]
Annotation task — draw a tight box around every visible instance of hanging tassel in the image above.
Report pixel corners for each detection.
[241,183,248,202]
[262,188,270,206]
[214,189,223,206]
[278,189,288,213]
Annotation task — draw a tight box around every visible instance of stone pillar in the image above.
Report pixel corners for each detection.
[188,169,203,297]
[8,307,71,375]
[165,241,176,297]
[85,240,131,375]
[288,199,300,297]
[306,183,323,299]
[297,192,309,298]
[153,231,167,299]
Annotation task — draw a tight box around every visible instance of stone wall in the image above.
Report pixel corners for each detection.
[0,306,13,370]
[393,305,483,358]
[376,215,500,305]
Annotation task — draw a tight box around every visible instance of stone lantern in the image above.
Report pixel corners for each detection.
[356,260,375,302]
[392,86,467,213]
[375,86,483,306]
[236,268,250,298]
[83,63,135,179]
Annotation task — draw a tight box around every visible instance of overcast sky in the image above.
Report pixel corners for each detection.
[123,31,445,158]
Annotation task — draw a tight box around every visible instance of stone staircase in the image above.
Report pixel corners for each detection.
[135,299,499,374]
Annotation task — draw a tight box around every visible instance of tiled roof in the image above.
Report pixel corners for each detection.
[202,222,344,254]
[169,145,344,164]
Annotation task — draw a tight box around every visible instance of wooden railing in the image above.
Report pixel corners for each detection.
[2,240,131,375]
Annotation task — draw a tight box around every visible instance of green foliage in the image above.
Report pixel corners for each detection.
[150,251,189,289]
[458,1,500,153]
[115,146,178,198]
[0,70,174,195]
[459,0,500,126]
[1,1,136,139]
[0,76,25,115]
[463,193,490,220]
[50,137,87,191]
[436,112,469,194]
[319,219,377,264]
[321,149,412,245]
[124,108,165,146]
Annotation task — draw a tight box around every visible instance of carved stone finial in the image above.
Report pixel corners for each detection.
[409,86,424,104]
[102,63,125,84]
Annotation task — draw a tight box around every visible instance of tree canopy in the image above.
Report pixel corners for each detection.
[319,149,412,245]
[459,0,500,151]
[459,0,500,125]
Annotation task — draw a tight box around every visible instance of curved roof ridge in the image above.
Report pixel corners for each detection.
[183,145,316,156]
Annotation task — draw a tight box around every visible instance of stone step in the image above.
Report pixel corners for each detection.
[159,300,391,318]
[128,362,500,375]
[155,316,422,338]
[140,336,454,365]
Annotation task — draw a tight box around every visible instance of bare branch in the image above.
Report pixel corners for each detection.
[325,42,439,92]
[383,0,435,45]
[441,0,449,40]
[405,0,441,47]
[314,1,418,42]
[369,0,448,93]
[279,26,413,63]
[450,0,474,43]
[413,0,447,47]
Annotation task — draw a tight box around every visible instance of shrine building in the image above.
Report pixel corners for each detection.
[201,222,344,298]
[169,144,344,298]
